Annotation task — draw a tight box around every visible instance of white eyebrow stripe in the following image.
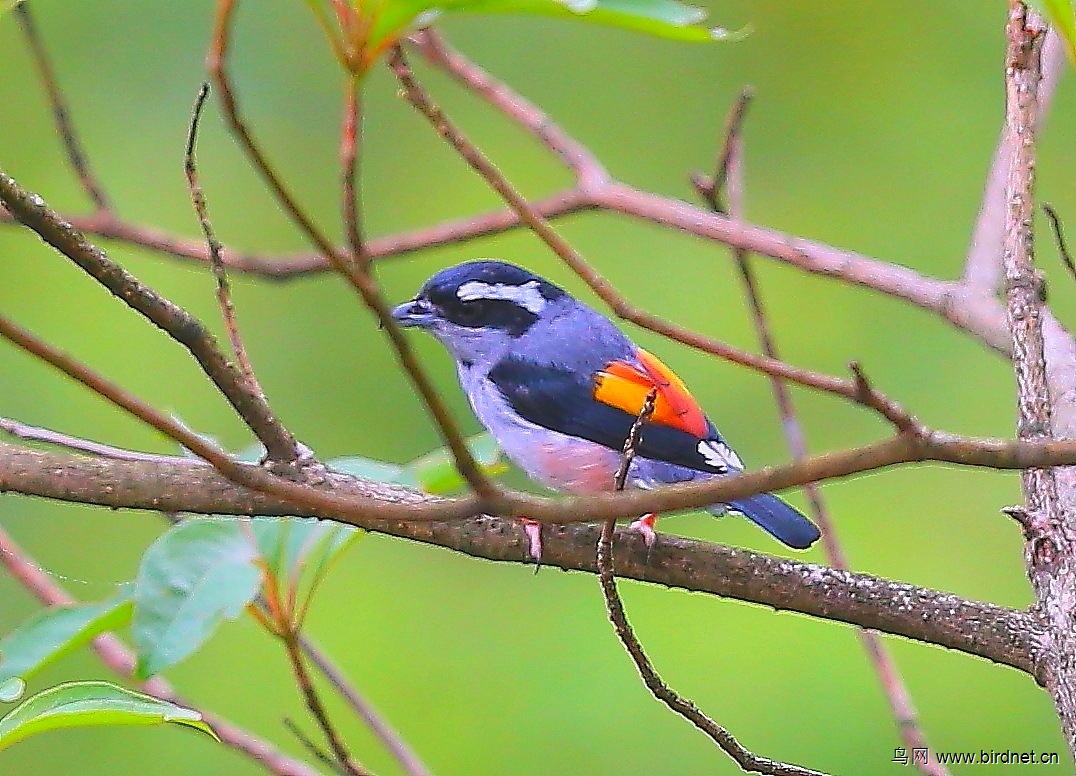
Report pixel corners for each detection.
[456,280,547,314]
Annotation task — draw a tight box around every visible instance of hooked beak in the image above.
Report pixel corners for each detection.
[390,298,436,329]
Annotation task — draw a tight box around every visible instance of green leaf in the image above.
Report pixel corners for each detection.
[252,515,365,626]
[251,517,363,590]
[132,520,261,678]
[1,1,27,14]
[403,432,508,494]
[0,681,216,751]
[1031,0,1076,63]
[0,679,24,704]
[328,434,506,494]
[307,0,739,75]
[326,455,407,484]
[0,593,133,687]
[368,0,740,47]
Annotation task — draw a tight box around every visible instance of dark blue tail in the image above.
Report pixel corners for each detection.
[719,493,820,550]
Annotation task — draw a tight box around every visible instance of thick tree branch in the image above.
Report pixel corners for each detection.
[1001,4,1076,758]
[0,441,1042,677]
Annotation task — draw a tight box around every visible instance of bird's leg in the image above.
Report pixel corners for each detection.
[627,513,658,548]
[520,518,543,563]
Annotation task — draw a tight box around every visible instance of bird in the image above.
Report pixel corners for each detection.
[391,260,820,560]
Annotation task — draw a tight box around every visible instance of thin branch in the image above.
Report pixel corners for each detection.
[691,89,754,213]
[0,21,1029,370]
[696,93,948,776]
[1043,203,1075,282]
[0,169,301,464]
[0,440,1045,678]
[0,416,189,464]
[14,4,112,213]
[207,0,492,496]
[964,28,1067,293]
[280,633,369,776]
[341,78,366,264]
[298,636,432,776]
[598,391,826,775]
[0,190,593,273]
[0,525,321,776]
[386,46,921,433]
[284,718,349,776]
[206,0,336,259]
[408,30,610,193]
[184,81,264,397]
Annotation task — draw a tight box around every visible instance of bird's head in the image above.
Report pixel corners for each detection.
[392,260,569,367]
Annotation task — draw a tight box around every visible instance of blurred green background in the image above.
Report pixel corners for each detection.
[1,1,1074,773]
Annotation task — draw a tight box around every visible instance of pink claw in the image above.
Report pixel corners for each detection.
[521,518,543,562]
[628,513,658,548]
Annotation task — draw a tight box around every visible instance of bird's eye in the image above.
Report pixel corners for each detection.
[451,299,489,325]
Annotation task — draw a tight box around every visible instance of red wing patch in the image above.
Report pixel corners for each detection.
[592,348,709,437]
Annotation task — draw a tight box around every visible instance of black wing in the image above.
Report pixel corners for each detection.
[487,356,738,475]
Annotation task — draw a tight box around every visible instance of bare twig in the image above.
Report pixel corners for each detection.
[387,46,926,435]
[1043,204,1075,282]
[0,416,189,464]
[298,637,432,776]
[206,0,335,258]
[598,391,826,775]
[964,28,1067,293]
[184,81,264,397]
[284,718,349,776]
[409,30,610,192]
[611,389,657,490]
[280,633,369,776]
[0,525,320,776]
[14,4,111,213]
[0,169,301,464]
[341,79,366,264]
[0,190,592,273]
[207,0,492,496]
[696,93,948,776]
[692,89,754,213]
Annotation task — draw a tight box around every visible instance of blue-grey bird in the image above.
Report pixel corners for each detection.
[392,260,820,559]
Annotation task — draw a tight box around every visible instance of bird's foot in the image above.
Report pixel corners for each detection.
[520,518,543,570]
[628,513,658,549]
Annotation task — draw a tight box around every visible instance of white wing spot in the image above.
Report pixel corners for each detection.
[697,440,743,472]
[457,280,547,314]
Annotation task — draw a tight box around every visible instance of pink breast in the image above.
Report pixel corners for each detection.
[534,439,621,494]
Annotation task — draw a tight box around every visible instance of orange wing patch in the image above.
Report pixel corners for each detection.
[592,348,708,437]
